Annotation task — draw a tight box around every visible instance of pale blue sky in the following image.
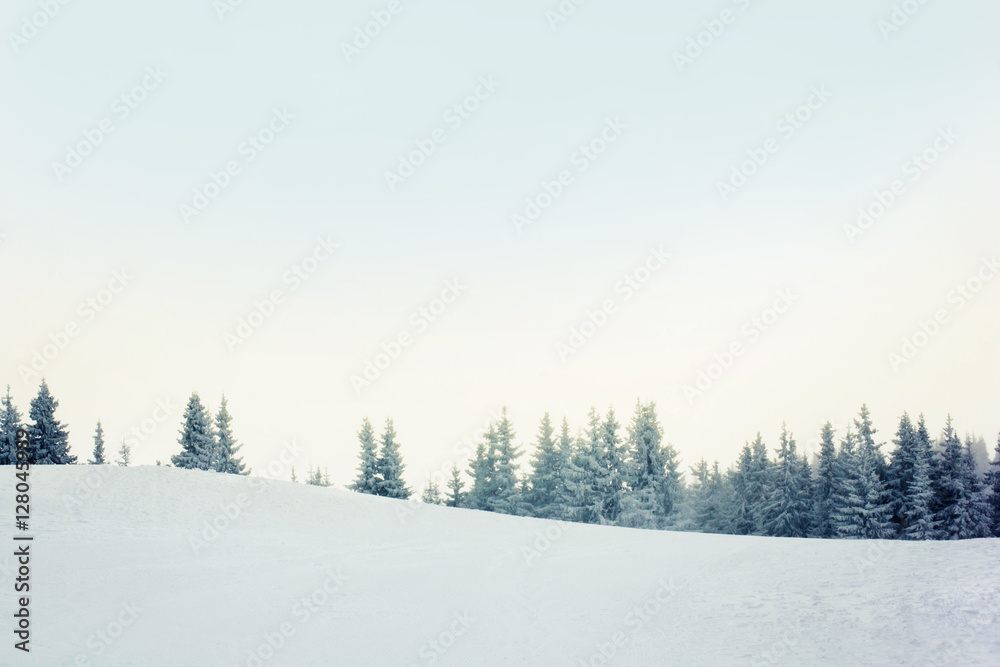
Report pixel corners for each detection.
[2,0,999,485]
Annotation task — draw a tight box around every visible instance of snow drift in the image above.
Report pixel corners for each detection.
[2,466,998,666]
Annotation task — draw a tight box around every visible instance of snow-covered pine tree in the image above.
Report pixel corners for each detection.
[846,406,894,538]
[763,424,813,538]
[729,443,755,535]
[349,417,379,495]
[887,412,918,532]
[832,427,865,538]
[466,427,497,511]
[446,464,466,508]
[212,396,248,474]
[90,421,107,464]
[549,417,575,520]
[687,459,731,533]
[730,435,771,535]
[900,436,938,540]
[526,412,566,518]
[375,418,411,499]
[561,412,605,524]
[812,422,838,537]
[28,380,76,464]
[486,408,526,515]
[933,419,991,539]
[550,420,581,521]
[0,385,24,466]
[683,459,710,531]
[421,479,443,505]
[171,393,214,470]
[600,408,628,524]
[854,404,887,478]
[627,401,681,527]
[117,437,131,467]
[987,433,1000,537]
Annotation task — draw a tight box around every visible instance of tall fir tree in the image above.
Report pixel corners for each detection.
[375,418,411,499]
[627,401,681,526]
[900,435,938,540]
[763,425,813,538]
[446,464,466,508]
[688,459,731,533]
[28,380,75,464]
[526,413,566,518]
[933,418,990,539]
[887,412,918,532]
[466,426,497,511]
[854,403,887,479]
[832,426,894,539]
[91,421,107,464]
[0,385,24,466]
[171,393,215,470]
[812,422,838,537]
[599,408,628,524]
[850,406,894,538]
[731,435,771,535]
[549,418,582,521]
[350,417,380,495]
[212,396,247,474]
[486,408,526,515]
[566,410,607,524]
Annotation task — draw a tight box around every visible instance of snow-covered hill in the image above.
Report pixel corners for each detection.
[2,466,998,666]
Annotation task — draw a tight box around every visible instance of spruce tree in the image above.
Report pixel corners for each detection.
[212,396,247,474]
[486,408,526,515]
[934,418,991,539]
[553,417,581,521]
[900,440,938,540]
[812,422,838,537]
[763,424,813,538]
[171,393,214,470]
[375,418,410,499]
[350,417,379,495]
[847,406,894,538]
[28,380,75,464]
[599,408,628,524]
[467,423,505,512]
[117,437,131,467]
[627,401,680,526]
[731,435,771,535]
[526,413,565,518]
[0,386,24,466]
[446,464,466,508]
[832,427,893,539]
[561,412,605,524]
[91,421,107,464]
[887,412,918,532]
[421,480,444,505]
[688,459,730,533]
[467,435,493,510]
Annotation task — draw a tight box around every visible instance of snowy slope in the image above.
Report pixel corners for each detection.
[2,466,998,666]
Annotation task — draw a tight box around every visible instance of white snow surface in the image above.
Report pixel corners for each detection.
[2,466,998,666]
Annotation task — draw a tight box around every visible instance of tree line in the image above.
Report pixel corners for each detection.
[350,402,1000,540]
[4,380,998,540]
[0,382,247,475]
